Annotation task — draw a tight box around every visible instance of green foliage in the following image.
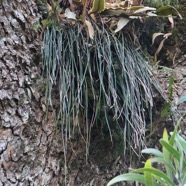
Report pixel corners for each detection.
[39,1,184,185]
[144,0,179,8]
[90,0,105,13]
[161,102,172,117]
[107,118,186,186]
[103,5,181,18]
[156,5,182,18]
[42,24,162,163]
[161,76,174,117]
[161,74,186,118]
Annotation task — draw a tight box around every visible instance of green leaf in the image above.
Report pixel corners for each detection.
[175,133,186,153]
[101,9,129,17]
[156,6,182,19]
[163,128,169,142]
[174,138,184,174]
[128,6,145,11]
[181,171,186,185]
[144,159,153,186]
[142,148,163,157]
[151,157,176,174]
[160,139,180,160]
[41,19,48,26]
[33,22,41,31]
[91,0,105,13]
[174,134,186,175]
[162,129,173,180]
[133,168,175,186]
[107,173,146,186]
[169,117,182,146]
[161,102,171,117]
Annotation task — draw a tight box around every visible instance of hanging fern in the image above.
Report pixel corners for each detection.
[42,23,162,178]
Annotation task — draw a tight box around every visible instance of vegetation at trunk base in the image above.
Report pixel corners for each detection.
[107,118,186,186]
[40,0,182,183]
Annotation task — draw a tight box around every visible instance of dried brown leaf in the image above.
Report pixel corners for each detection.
[85,20,94,39]
[114,17,130,33]
[152,33,164,45]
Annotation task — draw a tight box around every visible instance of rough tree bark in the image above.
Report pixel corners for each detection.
[0,0,64,185]
[0,0,186,186]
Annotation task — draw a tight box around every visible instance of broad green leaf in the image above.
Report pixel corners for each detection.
[162,130,173,180]
[144,159,153,186]
[174,134,186,172]
[114,17,130,33]
[174,139,183,174]
[156,6,182,19]
[91,0,105,13]
[142,148,163,157]
[175,134,186,153]
[151,157,176,174]
[160,139,180,160]
[107,173,146,186]
[133,168,175,186]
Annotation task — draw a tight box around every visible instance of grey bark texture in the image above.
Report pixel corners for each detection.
[0,0,62,185]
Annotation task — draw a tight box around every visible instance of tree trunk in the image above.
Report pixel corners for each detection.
[0,0,63,185]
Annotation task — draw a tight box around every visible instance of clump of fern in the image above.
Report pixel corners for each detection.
[42,23,161,175]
